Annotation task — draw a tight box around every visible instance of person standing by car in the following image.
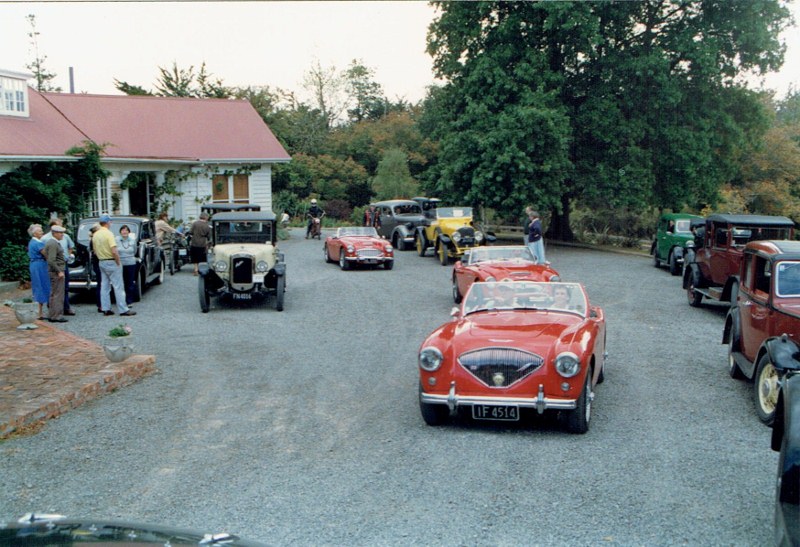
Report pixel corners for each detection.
[41,218,76,316]
[522,206,533,245]
[305,199,325,238]
[43,225,68,323]
[94,214,135,316]
[87,223,103,312]
[155,212,179,244]
[27,223,50,320]
[527,210,547,264]
[117,224,138,305]
[189,212,211,275]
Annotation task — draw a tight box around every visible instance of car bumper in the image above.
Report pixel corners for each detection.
[345,256,393,264]
[420,383,577,414]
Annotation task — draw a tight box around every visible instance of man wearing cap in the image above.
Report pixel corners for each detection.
[94,215,136,316]
[305,199,325,239]
[41,218,76,316]
[43,225,68,322]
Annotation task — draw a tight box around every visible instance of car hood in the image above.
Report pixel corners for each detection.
[438,217,474,230]
[211,243,276,260]
[475,263,558,281]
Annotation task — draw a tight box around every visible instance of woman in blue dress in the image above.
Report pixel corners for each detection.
[27,223,50,319]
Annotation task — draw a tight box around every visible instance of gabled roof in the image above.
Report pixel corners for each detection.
[0,88,290,164]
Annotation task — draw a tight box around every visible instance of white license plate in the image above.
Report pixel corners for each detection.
[232,293,252,300]
[472,404,519,421]
[178,249,187,256]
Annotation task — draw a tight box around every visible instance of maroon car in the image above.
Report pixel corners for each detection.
[723,240,800,424]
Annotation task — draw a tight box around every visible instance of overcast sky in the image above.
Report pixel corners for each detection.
[1,1,798,104]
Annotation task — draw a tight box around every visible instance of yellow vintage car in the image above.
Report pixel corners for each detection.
[198,211,286,312]
[414,204,495,265]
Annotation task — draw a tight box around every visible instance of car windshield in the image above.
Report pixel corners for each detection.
[337,227,379,238]
[463,281,586,316]
[674,220,692,233]
[437,207,472,219]
[393,204,422,215]
[776,261,800,297]
[214,221,273,244]
[468,246,535,265]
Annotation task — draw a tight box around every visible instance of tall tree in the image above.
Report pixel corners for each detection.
[302,59,346,128]
[425,1,790,240]
[115,62,231,98]
[25,14,61,92]
[372,148,418,199]
[345,60,387,122]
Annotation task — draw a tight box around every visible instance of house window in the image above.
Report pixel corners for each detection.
[0,75,29,117]
[212,174,249,203]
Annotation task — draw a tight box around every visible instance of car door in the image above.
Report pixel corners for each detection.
[139,220,156,278]
[656,217,670,260]
[740,253,772,362]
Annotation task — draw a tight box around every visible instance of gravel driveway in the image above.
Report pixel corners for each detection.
[0,231,776,545]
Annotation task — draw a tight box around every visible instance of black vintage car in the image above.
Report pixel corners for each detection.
[68,215,166,301]
[370,199,428,251]
[772,363,800,546]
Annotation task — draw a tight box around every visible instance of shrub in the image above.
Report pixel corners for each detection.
[0,243,30,282]
[323,199,352,220]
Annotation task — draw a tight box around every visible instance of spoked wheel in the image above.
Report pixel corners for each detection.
[686,270,702,307]
[452,276,463,303]
[754,353,779,425]
[419,385,449,426]
[198,275,210,313]
[438,241,449,266]
[416,235,427,257]
[564,371,592,434]
[274,276,285,312]
[339,250,350,270]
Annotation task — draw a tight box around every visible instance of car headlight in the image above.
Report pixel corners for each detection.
[384,244,393,253]
[256,261,269,273]
[555,352,581,378]
[213,260,228,272]
[485,276,496,282]
[475,231,484,242]
[347,245,355,253]
[452,231,462,243]
[550,275,561,282]
[419,347,444,372]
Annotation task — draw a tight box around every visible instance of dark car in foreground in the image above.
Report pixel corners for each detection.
[771,370,800,546]
[724,240,800,424]
[69,215,166,301]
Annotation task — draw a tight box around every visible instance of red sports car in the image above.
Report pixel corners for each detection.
[324,227,394,270]
[418,281,606,433]
[451,245,560,303]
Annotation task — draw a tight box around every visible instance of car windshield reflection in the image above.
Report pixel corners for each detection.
[468,246,535,265]
[777,261,800,297]
[436,207,472,219]
[336,227,379,238]
[214,221,273,244]
[464,281,586,316]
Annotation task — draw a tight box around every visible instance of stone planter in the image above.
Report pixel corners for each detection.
[13,303,39,330]
[103,335,135,363]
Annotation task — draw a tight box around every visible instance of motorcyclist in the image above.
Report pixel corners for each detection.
[305,199,325,239]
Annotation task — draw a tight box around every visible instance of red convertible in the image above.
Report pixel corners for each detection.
[324,227,394,270]
[418,281,606,433]
[452,245,561,303]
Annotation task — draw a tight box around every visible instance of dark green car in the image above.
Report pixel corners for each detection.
[651,213,703,275]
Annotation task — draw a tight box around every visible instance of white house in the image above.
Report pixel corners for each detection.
[0,68,291,222]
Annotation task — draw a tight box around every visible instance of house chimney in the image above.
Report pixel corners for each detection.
[69,67,74,93]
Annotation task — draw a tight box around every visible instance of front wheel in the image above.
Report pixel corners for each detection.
[563,370,592,434]
[324,245,332,263]
[438,240,449,266]
[416,234,427,257]
[274,275,285,312]
[384,259,394,270]
[419,385,449,426]
[686,270,702,307]
[394,233,405,252]
[339,250,350,271]
[198,275,210,313]
[668,251,680,276]
[452,276,463,304]
[728,329,745,380]
[754,353,779,425]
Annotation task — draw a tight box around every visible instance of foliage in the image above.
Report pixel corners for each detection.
[0,243,30,282]
[371,148,418,199]
[425,1,791,240]
[345,60,387,123]
[108,324,132,338]
[322,199,352,220]
[115,62,231,98]
[25,14,61,92]
[303,59,347,128]
[112,80,152,96]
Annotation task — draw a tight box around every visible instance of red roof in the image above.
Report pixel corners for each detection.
[0,88,290,163]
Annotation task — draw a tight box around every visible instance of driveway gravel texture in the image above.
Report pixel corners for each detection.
[0,230,776,546]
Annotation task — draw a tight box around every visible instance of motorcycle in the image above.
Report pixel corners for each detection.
[307,214,324,240]
[163,232,189,274]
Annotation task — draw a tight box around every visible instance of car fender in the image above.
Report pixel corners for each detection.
[763,335,800,373]
[770,373,800,513]
[438,233,452,246]
[672,246,684,260]
[723,306,740,347]
[198,262,210,276]
[416,227,428,246]
[394,225,413,239]
[273,262,286,276]
[484,231,497,243]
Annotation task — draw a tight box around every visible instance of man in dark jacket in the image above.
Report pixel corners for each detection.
[306,199,325,238]
[44,225,68,322]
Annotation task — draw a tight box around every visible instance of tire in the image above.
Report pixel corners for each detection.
[452,276,463,304]
[324,245,332,263]
[198,275,209,313]
[438,240,449,266]
[564,370,592,434]
[416,234,427,257]
[274,275,285,312]
[153,255,165,285]
[419,385,449,426]
[754,353,779,425]
[668,251,680,276]
[686,269,702,307]
[394,233,405,252]
[384,259,394,270]
[339,250,350,271]
[727,328,746,380]
[652,243,661,268]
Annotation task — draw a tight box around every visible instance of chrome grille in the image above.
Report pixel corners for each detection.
[458,347,543,388]
[357,249,382,259]
[457,226,476,247]
[231,255,253,284]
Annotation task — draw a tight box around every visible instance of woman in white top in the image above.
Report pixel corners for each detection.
[116,224,138,304]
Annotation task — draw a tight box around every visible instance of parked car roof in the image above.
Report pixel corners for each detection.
[211,211,276,222]
[746,240,800,259]
[80,215,150,224]
[705,214,795,227]
[370,199,419,207]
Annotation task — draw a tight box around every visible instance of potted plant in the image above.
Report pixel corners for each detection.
[4,297,39,330]
[103,323,134,362]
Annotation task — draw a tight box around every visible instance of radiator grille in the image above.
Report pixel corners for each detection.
[357,249,383,259]
[232,255,253,284]
[458,347,543,387]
